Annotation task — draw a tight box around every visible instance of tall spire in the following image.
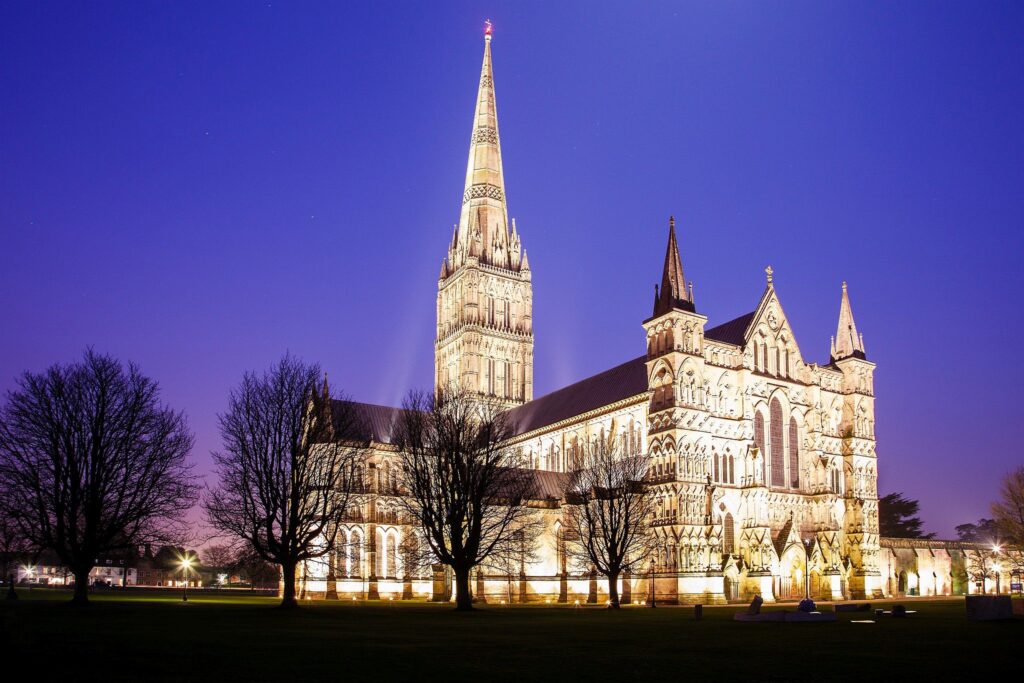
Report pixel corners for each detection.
[448,24,520,271]
[832,281,866,360]
[435,25,534,409]
[653,216,694,316]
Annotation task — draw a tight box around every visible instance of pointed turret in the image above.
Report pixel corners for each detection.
[653,216,694,316]
[317,372,334,438]
[832,281,866,361]
[449,25,519,271]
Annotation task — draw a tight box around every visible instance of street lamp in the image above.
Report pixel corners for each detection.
[648,559,656,608]
[180,556,193,602]
[803,538,813,601]
[992,545,1002,594]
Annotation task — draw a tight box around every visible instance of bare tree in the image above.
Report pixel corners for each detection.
[0,509,31,588]
[201,543,236,571]
[0,350,197,604]
[234,544,279,590]
[992,466,1024,547]
[204,355,364,608]
[562,436,655,608]
[965,546,1002,593]
[394,389,536,611]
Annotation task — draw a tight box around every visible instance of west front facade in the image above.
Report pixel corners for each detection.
[295,31,1011,604]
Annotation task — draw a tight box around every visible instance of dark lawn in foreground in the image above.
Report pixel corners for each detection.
[1,591,1019,681]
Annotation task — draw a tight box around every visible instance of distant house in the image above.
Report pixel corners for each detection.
[15,550,137,586]
[135,545,206,587]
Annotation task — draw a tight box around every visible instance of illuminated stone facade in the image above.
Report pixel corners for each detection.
[296,32,1005,604]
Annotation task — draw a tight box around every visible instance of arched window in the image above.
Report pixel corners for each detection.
[351,530,363,578]
[723,513,735,554]
[770,398,785,487]
[788,417,800,489]
[386,533,398,578]
[338,529,351,577]
[713,452,720,482]
[754,411,766,482]
[728,454,735,484]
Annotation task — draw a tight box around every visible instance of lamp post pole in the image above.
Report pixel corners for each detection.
[803,539,812,601]
[992,545,1002,595]
[181,558,192,602]
[648,559,656,608]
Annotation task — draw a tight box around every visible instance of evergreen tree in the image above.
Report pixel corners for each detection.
[955,518,999,543]
[878,492,934,539]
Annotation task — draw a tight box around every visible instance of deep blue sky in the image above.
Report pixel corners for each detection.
[2,2,1022,537]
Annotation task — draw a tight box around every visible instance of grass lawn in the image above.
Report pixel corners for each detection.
[1,590,1019,681]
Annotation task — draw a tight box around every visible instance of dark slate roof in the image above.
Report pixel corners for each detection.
[704,311,755,346]
[508,356,649,436]
[334,354,656,445]
[332,400,404,445]
[531,469,571,499]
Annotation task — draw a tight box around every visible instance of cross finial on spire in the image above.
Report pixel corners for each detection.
[484,19,493,39]
[765,265,774,285]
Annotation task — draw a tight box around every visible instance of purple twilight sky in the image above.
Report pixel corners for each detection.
[2,2,1023,538]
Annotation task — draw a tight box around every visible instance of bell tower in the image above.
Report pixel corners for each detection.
[434,25,533,408]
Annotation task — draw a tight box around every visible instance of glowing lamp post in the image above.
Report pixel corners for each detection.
[991,548,999,593]
[803,538,813,601]
[180,557,193,602]
[648,559,656,608]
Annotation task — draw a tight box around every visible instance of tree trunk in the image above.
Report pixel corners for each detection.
[607,570,621,609]
[280,561,298,609]
[72,566,91,605]
[453,566,473,611]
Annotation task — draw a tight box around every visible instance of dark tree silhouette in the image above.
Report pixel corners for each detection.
[204,355,365,608]
[394,389,536,611]
[562,436,654,608]
[0,509,30,591]
[233,544,280,590]
[0,350,197,604]
[201,544,236,572]
[955,518,999,543]
[992,466,1024,547]
[877,492,934,539]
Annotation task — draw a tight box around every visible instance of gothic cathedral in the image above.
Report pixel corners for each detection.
[300,30,999,605]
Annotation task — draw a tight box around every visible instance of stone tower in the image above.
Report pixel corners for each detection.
[435,27,533,408]
[831,282,881,598]
[643,218,725,602]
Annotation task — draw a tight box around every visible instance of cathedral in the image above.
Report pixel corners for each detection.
[300,30,1002,604]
